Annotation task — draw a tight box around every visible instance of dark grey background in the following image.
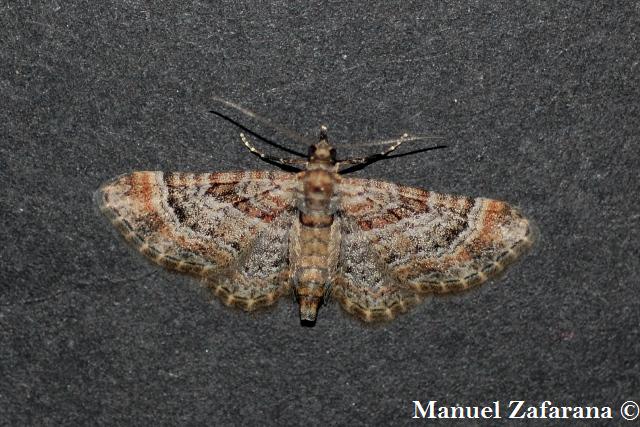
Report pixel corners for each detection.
[2,1,638,425]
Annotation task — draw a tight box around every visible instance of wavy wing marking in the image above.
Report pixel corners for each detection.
[95,170,299,310]
[334,177,535,322]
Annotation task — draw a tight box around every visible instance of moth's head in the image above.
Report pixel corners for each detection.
[308,125,337,164]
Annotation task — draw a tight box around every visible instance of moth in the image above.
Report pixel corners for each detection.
[96,100,535,325]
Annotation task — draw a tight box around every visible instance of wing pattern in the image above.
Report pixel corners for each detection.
[95,171,299,310]
[96,170,535,322]
[333,177,535,321]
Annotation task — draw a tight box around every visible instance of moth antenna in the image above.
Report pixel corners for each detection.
[211,97,315,147]
[337,139,447,174]
[346,134,444,148]
[209,102,306,158]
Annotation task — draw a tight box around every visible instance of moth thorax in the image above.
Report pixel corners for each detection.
[302,170,335,211]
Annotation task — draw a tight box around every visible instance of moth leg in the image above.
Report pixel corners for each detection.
[336,134,411,169]
[213,96,315,147]
[240,133,307,166]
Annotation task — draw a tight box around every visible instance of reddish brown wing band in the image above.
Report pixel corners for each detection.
[96,171,535,322]
[332,177,535,322]
[95,171,298,311]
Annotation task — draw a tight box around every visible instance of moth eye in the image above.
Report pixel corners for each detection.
[330,148,337,160]
[308,145,317,156]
